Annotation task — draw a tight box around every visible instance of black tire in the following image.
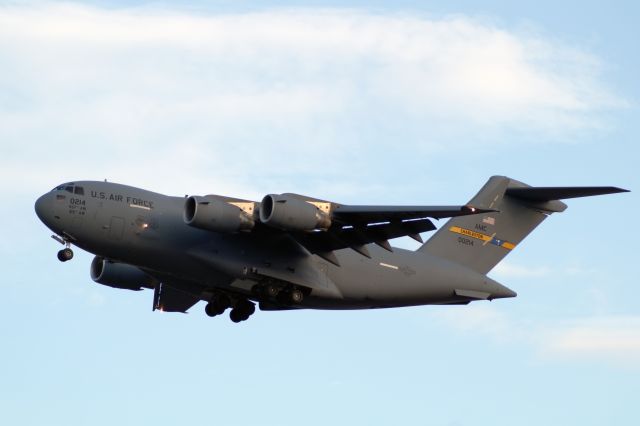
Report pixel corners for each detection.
[205,302,219,317]
[265,284,279,298]
[62,248,74,261]
[245,302,256,317]
[229,309,244,323]
[57,250,66,262]
[218,294,231,310]
[290,289,304,304]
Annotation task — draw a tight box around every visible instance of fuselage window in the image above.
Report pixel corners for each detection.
[74,186,84,195]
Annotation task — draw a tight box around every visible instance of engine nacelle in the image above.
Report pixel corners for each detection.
[90,256,154,291]
[260,194,331,231]
[184,195,255,233]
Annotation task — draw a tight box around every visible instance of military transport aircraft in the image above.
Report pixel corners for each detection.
[34,176,627,323]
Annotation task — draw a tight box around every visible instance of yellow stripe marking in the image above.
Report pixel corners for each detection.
[449,226,516,250]
[483,232,497,246]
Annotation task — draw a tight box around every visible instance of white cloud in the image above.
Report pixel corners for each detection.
[429,305,640,368]
[537,316,640,365]
[0,3,624,197]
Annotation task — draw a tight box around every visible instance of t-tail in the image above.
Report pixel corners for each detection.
[419,176,628,275]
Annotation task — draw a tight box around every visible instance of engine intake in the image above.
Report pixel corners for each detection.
[184,196,255,233]
[90,256,155,291]
[260,194,331,231]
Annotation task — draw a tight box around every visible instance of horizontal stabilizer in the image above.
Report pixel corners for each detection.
[506,186,629,202]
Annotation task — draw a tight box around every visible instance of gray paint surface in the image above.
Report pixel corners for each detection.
[34,177,628,322]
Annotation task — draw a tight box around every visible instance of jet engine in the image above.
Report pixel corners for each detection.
[184,196,255,233]
[260,194,331,231]
[90,256,155,291]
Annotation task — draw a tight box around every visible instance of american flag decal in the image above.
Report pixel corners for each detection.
[483,216,495,225]
[56,194,66,201]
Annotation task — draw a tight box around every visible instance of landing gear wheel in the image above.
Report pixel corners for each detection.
[290,289,304,304]
[265,284,279,298]
[229,299,256,323]
[205,302,222,317]
[229,309,244,323]
[57,248,74,262]
[205,294,231,317]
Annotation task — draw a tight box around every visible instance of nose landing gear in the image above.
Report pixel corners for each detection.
[52,235,74,262]
[57,248,74,262]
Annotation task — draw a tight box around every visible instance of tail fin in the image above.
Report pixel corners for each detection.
[418,176,628,274]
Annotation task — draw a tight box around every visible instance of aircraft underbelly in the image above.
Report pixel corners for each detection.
[311,246,496,308]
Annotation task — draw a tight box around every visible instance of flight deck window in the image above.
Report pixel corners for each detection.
[74,186,84,195]
[65,186,74,193]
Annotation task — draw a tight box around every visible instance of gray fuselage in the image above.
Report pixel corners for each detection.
[35,181,516,311]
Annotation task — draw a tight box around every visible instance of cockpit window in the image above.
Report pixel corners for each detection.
[51,183,79,193]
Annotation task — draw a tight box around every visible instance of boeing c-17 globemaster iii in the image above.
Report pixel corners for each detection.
[34,176,628,323]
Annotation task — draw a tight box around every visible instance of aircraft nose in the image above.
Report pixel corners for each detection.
[34,194,50,223]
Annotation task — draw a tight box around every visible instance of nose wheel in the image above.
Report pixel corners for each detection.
[52,234,74,262]
[57,248,74,262]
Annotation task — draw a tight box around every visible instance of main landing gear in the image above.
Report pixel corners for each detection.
[260,283,305,305]
[204,283,307,324]
[52,235,74,262]
[205,294,256,323]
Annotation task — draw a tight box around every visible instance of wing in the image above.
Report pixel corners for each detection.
[284,204,494,265]
[185,192,493,266]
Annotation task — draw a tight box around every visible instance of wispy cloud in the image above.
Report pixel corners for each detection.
[0,3,624,197]
[429,305,640,368]
[536,316,640,365]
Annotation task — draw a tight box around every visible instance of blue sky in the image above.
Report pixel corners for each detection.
[1,1,638,425]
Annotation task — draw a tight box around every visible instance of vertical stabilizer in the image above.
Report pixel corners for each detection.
[418,176,555,274]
